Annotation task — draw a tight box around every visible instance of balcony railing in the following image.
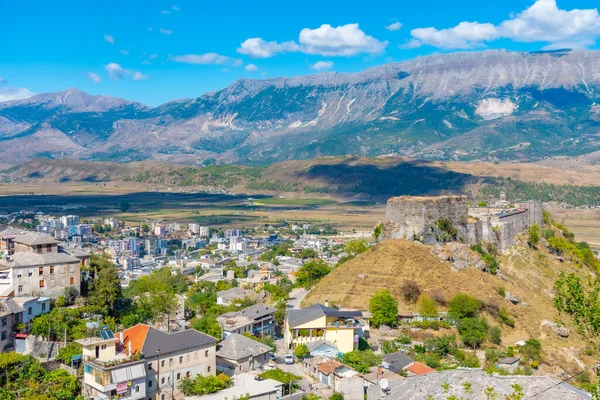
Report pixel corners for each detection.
[84,353,143,369]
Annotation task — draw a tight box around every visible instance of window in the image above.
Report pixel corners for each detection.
[41,302,46,311]
[17,270,22,278]
[18,285,23,294]
[36,246,42,254]
[28,307,32,315]
[169,358,173,367]
[39,279,45,288]
[50,266,54,274]
[28,269,33,277]
[176,373,181,381]
[1,332,5,341]
[148,380,153,388]
[46,244,52,252]
[208,366,211,373]
[161,377,165,385]
[186,371,190,378]
[161,360,165,368]
[38,267,44,276]
[205,350,209,357]
[179,356,183,364]
[135,385,140,393]
[1,318,6,327]
[161,395,165,400]
[101,344,107,350]
[69,265,75,273]
[70,277,75,285]
[148,362,152,370]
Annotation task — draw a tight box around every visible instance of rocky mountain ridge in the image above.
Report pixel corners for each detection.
[1,49,600,165]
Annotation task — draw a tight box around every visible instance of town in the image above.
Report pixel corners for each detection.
[1,192,598,400]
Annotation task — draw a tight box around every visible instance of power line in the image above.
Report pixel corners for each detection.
[525,364,599,399]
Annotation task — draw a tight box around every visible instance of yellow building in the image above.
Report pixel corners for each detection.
[284,303,369,354]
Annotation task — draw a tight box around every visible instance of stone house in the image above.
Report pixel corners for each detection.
[216,333,271,376]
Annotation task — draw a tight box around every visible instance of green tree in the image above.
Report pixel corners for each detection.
[141,223,150,233]
[259,368,301,395]
[345,240,369,255]
[88,263,123,316]
[448,294,481,320]
[179,374,232,396]
[56,342,83,365]
[369,290,398,327]
[295,260,331,288]
[374,223,383,240]
[191,316,222,339]
[339,350,382,373]
[417,294,438,317]
[527,224,540,248]
[294,344,310,360]
[458,318,488,349]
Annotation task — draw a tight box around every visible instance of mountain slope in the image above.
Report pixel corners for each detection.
[2,49,600,165]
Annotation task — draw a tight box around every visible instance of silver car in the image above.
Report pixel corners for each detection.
[284,354,294,364]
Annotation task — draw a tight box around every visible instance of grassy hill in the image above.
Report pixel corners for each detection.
[5,156,600,206]
[303,236,597,376]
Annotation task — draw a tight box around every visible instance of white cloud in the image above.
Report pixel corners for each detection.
[87,72,102,83]
[104,34,115,44]
[132,72,148,80]
[237,38,299,58]
[0,87,36,102]
[299,24,388,56]
[411,22,499,49]
[120,49,130,55]
[245,63,258,72]
[311,61,334,71]
[407,0,600,49]
[104,63,147,81]
[237,23,387,58]
[385,22,403,31]
[171,53,231,64]
[172,5,180,11]
[159,28,173,35]
[399,39,423,49]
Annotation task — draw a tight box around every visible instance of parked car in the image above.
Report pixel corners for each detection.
[284,354,294,364]
[268,352,275,361]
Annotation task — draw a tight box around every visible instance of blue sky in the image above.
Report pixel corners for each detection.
[1,0,600,105]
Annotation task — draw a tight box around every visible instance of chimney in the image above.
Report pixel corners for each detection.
[378,366,383,376]
[324,299,329,307]
[120,331,123,344]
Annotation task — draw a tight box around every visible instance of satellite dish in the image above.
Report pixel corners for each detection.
[379,378,389,390]
[85,322,95,329]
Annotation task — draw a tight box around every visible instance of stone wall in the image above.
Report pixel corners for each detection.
[380,196,469,245]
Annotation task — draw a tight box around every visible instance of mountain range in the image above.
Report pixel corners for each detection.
[2,49,600,166]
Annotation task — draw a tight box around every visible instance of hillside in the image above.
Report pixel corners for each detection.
[303,237,597,375]
[5,157,600,207]
[1,50,600,165]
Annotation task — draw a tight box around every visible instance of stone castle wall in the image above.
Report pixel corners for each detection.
[380,196,543,250]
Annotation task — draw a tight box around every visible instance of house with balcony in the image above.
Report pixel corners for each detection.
[0,231,82,298]
[77,330,147,400]
[284,303,368,354]
[219,303,277,338]
[119,324,218,400]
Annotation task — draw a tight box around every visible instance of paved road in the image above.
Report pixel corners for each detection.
[287,288,308,310]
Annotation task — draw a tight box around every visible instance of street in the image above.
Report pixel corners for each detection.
[287,288,308,310]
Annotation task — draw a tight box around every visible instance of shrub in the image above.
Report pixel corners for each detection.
[294,344,310,360]
[400,281,421,304]
[498,307,515,328]
[527,224,540,247]
[497,287,506,297]
[458,318,488,349]
[448,294,481,320]
[488,326,502,345]
[369,290,398,327]
[417,294,438,317]
[521,338,541,361]
[424,353,441,369]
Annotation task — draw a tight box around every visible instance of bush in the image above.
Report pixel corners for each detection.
[294,344,310,360]
[458,318,488,349]
[424,335,456,356]
[521,338,541,361]
[339,350,382,373]
[417,294,438,317]
[400,281,421,304]
[448,294,481,320]
[369,290,398,327]
[424,353,441,369]
[488,326,502,345]
[527,224,540,247]
[330,394,344,400]
[498,307,515,328]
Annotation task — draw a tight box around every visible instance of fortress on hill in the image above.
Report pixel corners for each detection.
[379,195,543,250]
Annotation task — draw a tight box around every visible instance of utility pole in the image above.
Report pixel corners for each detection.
[156,348,161,399]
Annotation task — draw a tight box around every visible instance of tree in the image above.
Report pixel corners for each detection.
[191,316,222,339]
[56,342,82,365]
[369,290,398,327]
[295,260,331,288]
[88,263,123,316]
[374,223,383,240]
[179,374,232,396]
[339,350,382,373]
[458,318,488,349]
[400,281,421,304]
[294,344,310,360]
[527,224,540,248]
[345,240,369,255]
[259,368,301,395]
[448,294,481,320]
[521,338,541,361]
[554,272,600,349]
[141,223,150,233]
[417,294,438,317]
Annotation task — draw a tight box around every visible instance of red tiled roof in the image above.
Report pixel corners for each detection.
[317,359,343,375]
[118,324,150,355]
[406,362,435,376]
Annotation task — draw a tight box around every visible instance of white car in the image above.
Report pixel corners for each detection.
[284,354,295,364]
